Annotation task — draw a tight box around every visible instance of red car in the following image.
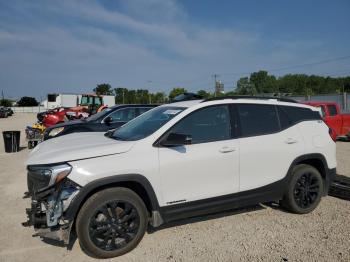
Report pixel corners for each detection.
[303,101,350,140]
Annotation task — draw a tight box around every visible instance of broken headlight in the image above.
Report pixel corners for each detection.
[27,164,72,194]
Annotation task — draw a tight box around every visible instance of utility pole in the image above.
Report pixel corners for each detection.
[212,74,220,97]
[1,90,4,100]
[122,89,125,104]
[147,80,152,104]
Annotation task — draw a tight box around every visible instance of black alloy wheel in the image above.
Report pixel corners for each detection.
[293,172,320,209]
[89,201,140,251]
[281,164,323,214]
[76,187,148,258]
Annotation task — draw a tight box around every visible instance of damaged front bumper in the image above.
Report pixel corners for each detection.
[23,179,80,245]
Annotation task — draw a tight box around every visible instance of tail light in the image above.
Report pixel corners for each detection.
[328,127,337,142]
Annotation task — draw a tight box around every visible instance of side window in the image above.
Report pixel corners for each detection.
[170,105,231,144]
[108,108,137,122]
[238,104,279,137]
[277,106,292,129]
[327,105,337,116]
[279,106,321,124]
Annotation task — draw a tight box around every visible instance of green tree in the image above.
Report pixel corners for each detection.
[151,92,166,104]
[169,87,187,100]
[136,89,150,104]
[197,90,211,99]
[250,70,277,93]
[0,99,12,107]
[114,87,128,104]
[94,83,113,95]
[17,96,39,106]
[235,77,256,95]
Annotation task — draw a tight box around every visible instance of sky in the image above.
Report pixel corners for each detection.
[0,0,350,100]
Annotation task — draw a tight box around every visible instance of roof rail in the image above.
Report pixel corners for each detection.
[202,95,298,103]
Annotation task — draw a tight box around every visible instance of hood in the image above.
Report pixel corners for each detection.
[27,132,135,165]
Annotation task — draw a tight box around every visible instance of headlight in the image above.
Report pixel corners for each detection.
[51,164,73,184]
[27,164,72,194]
[48,127,65,137]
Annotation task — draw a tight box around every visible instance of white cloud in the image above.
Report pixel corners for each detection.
[0,0,344,98]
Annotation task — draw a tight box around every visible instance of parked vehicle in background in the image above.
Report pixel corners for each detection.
[39,94,118,127]
[0,107,8,118]
[43,104,157,140]
[24,97,336,258]
[69,94,110,115]
[38,107,72,127]
[4,107,14,116]
[303,101,350,140]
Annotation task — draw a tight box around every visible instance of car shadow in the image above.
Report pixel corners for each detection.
[41,232,77,250]
[337,137,350,142]
[147,204,265,234]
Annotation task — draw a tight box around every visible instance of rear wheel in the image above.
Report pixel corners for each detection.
[76,188,148,258]
[281,164,323,214]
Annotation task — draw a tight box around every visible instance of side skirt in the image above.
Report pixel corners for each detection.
[159,178,288,223]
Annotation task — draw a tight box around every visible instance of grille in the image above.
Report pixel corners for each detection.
[27,166,52,194]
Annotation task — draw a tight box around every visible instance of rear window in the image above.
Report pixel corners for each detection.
[238,104,280,137]
[277,105,321,129]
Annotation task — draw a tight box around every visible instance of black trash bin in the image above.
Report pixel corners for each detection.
[2,131,21,153]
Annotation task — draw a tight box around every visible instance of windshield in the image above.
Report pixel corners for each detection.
[111,106,186,141]
[86,108,113,122]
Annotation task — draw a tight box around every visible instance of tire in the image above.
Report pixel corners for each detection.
[281,164,324,214]
[76,187,148,259]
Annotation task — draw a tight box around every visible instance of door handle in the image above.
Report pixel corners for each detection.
[285,138,298,144]
[219,146,236,153]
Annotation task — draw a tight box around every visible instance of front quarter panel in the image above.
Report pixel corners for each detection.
[67,141,162,202]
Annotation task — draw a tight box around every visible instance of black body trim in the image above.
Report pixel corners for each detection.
[160,177,288,223]
[159,153,334,223]
[64,174,160,221]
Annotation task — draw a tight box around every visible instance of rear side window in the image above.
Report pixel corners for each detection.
[237,104,280,137]
[277,106,321,129]
[327,105,337,116]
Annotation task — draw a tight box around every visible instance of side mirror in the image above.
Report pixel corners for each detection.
[104,116,112,125]
[160,133,192,147]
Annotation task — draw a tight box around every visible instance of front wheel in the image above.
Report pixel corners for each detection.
[281,164,324,214]
[76,187,148,258]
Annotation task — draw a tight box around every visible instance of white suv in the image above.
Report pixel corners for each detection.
[24,97,336,258]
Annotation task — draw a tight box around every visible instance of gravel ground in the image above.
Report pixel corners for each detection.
[0,113,349,262]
